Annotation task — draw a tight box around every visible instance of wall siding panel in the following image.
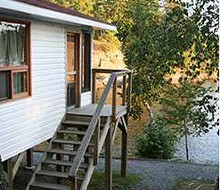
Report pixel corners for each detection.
[81,92,92,107]
[0,21,66,161]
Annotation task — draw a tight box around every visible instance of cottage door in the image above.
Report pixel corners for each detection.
[66,33,80,108]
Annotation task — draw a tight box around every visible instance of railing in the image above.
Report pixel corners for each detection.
[68,69,132,189]
[92,68,132,116]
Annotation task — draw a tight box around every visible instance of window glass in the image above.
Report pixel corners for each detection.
[67,34,76,83]
[13,72,27,94]
[0,71,10,100]
[82,33,91,92]
[0,21,26,67]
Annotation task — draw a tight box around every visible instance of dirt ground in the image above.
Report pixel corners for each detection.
[13,167,32,190]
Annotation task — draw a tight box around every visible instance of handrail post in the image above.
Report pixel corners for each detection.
[112,77,117,121]
[105,126,112,190]
[93,118,100,165]
[92,69,96,103]
[70,177,77,190]
[121,119,128,177]
[127,73,132,112]
[122,75,126,106]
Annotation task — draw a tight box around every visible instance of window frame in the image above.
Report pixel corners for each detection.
[0,17,31,103]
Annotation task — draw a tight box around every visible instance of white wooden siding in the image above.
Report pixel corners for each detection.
[81,92,92,107]
[0,21,66,161]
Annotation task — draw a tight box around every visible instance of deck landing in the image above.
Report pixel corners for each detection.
[67,104,127,117]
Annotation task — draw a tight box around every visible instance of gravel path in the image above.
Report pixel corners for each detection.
[96,158,218,190]
[14,153,218,190]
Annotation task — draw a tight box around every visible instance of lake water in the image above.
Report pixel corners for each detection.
[174,127,219,165]
[174,81,219,165]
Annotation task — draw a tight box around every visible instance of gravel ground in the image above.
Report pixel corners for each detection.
[96,159,218,190]
[130,160,218,190]
[14,153,218,190]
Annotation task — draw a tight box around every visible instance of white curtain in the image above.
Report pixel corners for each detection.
[0,23,25,67]
[0,28,8,66]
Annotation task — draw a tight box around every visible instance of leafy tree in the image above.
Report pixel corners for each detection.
[136,80,218,160]
[92,0,129,50]
[116,0,219,125]
[157,81,219,160]
[50,0,94,15]
[116,0,195,121]
[50,0,123,50]
[187,0,219,75]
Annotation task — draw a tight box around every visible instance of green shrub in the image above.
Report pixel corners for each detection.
[136,122,177,159]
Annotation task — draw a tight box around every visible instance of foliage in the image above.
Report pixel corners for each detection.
[186,0,219,76]
[158,81,219,136]
[116,0,194,119]
[95,31,121,52]
[49,0,122,50]
[157,81,218,160]
[116,0,219,121]
[88,171,139,190]
[136,121,177,159]
[50,0,94,15]
[136,81,219,160]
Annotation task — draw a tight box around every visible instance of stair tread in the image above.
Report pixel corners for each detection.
[42,159,88,169]
[31,181,69,190]
[36,170,68,178]
[62,120,90,126]
[57,130,86,135]
[53,139,82,145]
[53,139,93,146]
[37,169,85,181]
[47,149,91,157]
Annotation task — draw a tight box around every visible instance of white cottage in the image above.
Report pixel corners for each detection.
[0,1,132,190]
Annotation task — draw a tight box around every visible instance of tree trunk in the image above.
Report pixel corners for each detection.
[184,124,189,161]
[144,101,154,125]
[184,133,189,161]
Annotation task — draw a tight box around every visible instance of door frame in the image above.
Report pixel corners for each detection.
[65,29,82,109]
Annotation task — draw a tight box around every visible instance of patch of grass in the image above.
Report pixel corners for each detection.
[88,171,139,190]
[172,180,216,190]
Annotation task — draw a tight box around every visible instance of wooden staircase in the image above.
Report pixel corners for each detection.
[27,114,109,190]
[26,69,132,190]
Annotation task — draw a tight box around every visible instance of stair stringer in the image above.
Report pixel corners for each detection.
[78,116,111,190]
[25,117,65,190]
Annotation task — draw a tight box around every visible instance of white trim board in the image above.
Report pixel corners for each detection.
[0,0,117,31]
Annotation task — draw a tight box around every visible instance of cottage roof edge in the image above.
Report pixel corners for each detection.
[0,0,117,31]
